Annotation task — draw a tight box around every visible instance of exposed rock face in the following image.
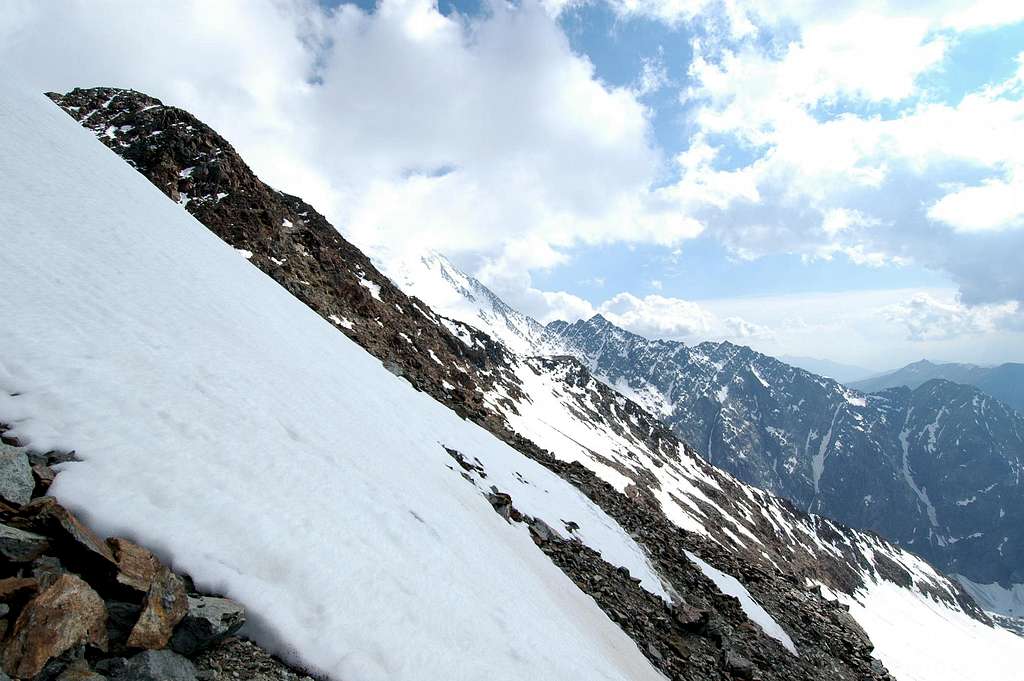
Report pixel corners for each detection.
[2,573,107,679]
[549,315,1024,586]
[107,538,162,593]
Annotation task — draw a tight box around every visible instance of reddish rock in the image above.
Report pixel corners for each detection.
[107,537,162,592]
[2,573,108,679]
[31,464,56,494]
[11,497,115,569]
[127,567,188,650]
[0,576,38,603]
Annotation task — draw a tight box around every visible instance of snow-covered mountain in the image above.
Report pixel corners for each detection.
[851,359,1024,413]
[549,317,1024,589]
[381,252,556,356]
[38,84,1024,680]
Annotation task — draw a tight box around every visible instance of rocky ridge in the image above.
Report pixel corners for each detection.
[46,86,1009,679]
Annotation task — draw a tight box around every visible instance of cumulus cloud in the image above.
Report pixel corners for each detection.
[666,3,1024,311]
[1,0,690,275]
[882,294,1020,341]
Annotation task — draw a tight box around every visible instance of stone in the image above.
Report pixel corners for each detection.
[485,490,513,522]
[169,595,245,656]
[527,517,557,543]
[56,659,107,681]
[127,567,188,649]
[0,444,33,506]
[33,555,66,589]
[12,497,116,572]
[0,577,38,603]
[673,603,709,631]
[0,522,49,562]
[722,649,755,679]
[114,650,196,681]
[107,537,162,593]
[2,573,108,679]
[31,464,56,494]
[105,601,143,652]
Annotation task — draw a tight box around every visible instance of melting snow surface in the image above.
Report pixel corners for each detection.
[0,87,665,681]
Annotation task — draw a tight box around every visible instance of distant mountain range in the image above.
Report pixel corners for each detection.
[779,355,878,383]
[850,360,1024,413]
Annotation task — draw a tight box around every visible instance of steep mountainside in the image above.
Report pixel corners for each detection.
[851,360,1024,413]
[45,86,1024,680]
[548,316,1024,588]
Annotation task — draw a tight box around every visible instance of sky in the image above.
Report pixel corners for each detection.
[2,0,1023,370]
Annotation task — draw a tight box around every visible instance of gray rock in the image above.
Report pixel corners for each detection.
[0,522,49,562]
[0,443,33,506]
[114,650,196,681]
[169,596,245,656]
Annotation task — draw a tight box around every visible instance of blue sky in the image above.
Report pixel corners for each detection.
[5,0,1024,368]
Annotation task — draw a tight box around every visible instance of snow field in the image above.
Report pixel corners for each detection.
[0,84,664,681]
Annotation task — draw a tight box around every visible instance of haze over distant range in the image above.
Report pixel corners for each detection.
[4,0,1023,367]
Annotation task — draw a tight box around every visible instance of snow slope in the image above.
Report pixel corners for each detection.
[0,85,665,681]
[381,253,556,356]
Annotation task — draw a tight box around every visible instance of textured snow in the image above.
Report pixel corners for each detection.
[684,551,797,654]
[0,86,665,681]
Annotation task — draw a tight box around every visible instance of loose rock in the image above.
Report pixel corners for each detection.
[0,444,33,506]
[169,596,245,657]
[2,573,108,679]
[127,568,188,649]
[106,538,162,593]
[114,650,196,681]
[0,523,49,563]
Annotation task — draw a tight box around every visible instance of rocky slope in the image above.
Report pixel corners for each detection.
[547,316,1024,589]
[851,359,1024,413]
[44,86,1024,680]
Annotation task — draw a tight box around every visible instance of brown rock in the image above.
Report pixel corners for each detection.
[127,567,188,650]
[2,573,108,679]
[0,576,38,603]
[31,464,56,493]
[107,537,162,592]
[12,497,115,569]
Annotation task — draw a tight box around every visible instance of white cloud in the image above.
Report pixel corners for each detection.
[882,294,1020,341]
[928,174,1024,233]
[1,0,688,275]
[670,7,1024,310]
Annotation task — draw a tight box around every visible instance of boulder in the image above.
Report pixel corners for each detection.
[114,650,196,681]
[127,568,188,649]
[106,538,162,593]
[0,523,49,562]
[0,444,33,506]
[169,595,245,656]
[2,573,108,679]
